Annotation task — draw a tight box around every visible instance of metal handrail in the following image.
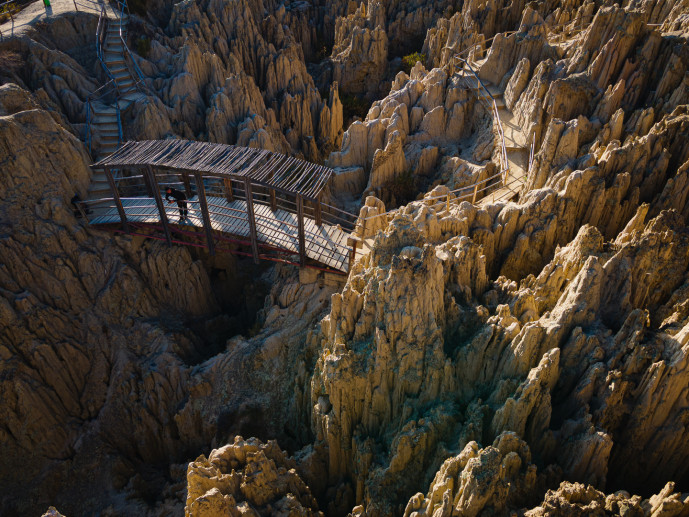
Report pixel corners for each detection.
[115,0,148,94]
[115,101,123,145]
[528,132,535,175]
[453,55,510,180]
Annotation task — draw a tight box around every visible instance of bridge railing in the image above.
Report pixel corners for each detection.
[357,165,524,227]
[76,169,356,273]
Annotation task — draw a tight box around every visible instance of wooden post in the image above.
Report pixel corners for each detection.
[269,188,277,211]
[244,178,260,264]
[194,173,215,256]
[296,194,306,267]
[182,173,193,198]
[347,235,360,273]
[104,166,128,231]
[472,183,479,204]
[223,178,234,202]
[146,165,171,246]
[314,195,322,226]
[142,166,155,197]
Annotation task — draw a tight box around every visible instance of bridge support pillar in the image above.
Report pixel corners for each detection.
[146,165,172,247]
[296,194,306,267]
[244,178,260,264]
[104,166,128,232]
[194,173,215,256]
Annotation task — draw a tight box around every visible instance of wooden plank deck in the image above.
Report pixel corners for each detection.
[89,196,353,271]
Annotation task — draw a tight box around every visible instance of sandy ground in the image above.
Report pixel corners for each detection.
[0,0,117,39]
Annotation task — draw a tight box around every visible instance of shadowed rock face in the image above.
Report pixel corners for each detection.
[2,0,689,516]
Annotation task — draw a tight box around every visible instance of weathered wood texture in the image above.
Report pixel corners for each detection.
[94,139,333,200]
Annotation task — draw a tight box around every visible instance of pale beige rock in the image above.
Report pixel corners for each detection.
[504,57,531,111]
[185,437,321,517]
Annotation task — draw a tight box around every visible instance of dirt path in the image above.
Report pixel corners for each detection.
[0,0,116,39]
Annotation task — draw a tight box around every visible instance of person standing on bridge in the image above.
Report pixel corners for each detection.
[166,186,188,221]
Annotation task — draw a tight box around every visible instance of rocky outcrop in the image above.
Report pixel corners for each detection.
[330,1,388,98]
[478,8,557,87]
[5,1,689,516]
[327,63,491,201]
[185,437,321,517]
[404,436,689,517]
[403,433,541,517]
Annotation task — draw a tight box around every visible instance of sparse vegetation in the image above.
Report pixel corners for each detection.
[401,51,426,74]
[314,37,332,62]
[0,2,17,24]
[386,168,418,206]
[341,93,372,122]
[134,35,151,58]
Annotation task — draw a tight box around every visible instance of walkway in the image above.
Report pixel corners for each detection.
[0,0,116,39]
[78,139,361,274]
[85,0,146,199]
[89,197,353,272]
[451,61,530,206]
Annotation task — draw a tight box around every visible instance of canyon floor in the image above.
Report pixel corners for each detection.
[1,0,689,516]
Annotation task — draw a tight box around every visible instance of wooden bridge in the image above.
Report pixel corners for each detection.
[78,139,361,274]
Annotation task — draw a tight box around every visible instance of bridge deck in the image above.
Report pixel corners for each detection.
[88,196,352,272]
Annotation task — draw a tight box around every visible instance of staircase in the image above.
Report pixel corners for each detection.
[453,58,530,205]
[84,1,146,201]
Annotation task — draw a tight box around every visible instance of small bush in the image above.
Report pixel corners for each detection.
[340,93,371,122]
[0,2,17,23]
[401,52,425,74]
[385,169,418,206]
[314,37,331,62]
[134,35,151,58]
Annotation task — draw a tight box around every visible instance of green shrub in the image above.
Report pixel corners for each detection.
[340,93,371,122]
[134,35,151,58]
[314,37,331,62]
[385,169,418,206]
[401,52,425,74]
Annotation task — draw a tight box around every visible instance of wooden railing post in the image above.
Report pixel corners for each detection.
[244,178,260,264]
[194,173,215,256]
[296,194,306,267]
[182,173,193,198]
[223,178,234,202]
[142,165,155,197]
[472,183,479,204]
[315,194,322,226]
[269,189,277,211]
[347,235,360,273]
[104,166,128,231]
[146,165,171,246]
